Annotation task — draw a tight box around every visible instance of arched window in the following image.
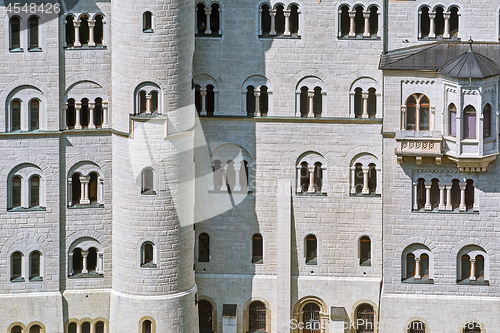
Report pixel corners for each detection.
[198,233,210,262]
[212,160,222,190]
[302,302,320,333]
[259,86,269,115]
[300,162,309,192]
[458,246,487,283]
[369,6,378,36]
[143,11,153,32]
[300,86,308,117]
[29,325,41,333]
[246,86,255,115]
[95,322,105,333]
[368,88,376,117]
[206,85,215,115]
[461,254,471,280]
[95,15,104,44]
[305,235,317,265]
[141,242,155,267]
[430,178,439,210]
[87,247,98,273]
[10,17,21,50]
[408,321,426,333]
[404,245,434,282]
[29,16,39,50]
[142,320,152,333]
[226,160,236,191]
[199,300,213,333]
[476,255,485,278]
[354,6,364,35]
[354,87,362,118]
[80,98,89,128]
[354,163,363,194]
[463,105,476,139]
[240,161,249,190]
[141,168,155,195]
[252,234,263,264]
[11,251,23,281]
[356,304,375,333]
[368,163,376,193]
[275,5,285,34]
[483,104,491,138]
[72,248,83,274]
[210,3,220,35]
[450,7,459,37]
[463,322,482,333]
[11,326,23,333]
[11,99,21,131]
[11,175,22,209]
[66,16,75,46]
[68,323,77,333]
[79,15,90,46]
[30,99,39,130]
[340,5,349,37]
[290,4,299,34]
[261,4,271,35]
[82,322,91,333]
[406,253,416,278]
[151,91,158,113]
[94,98,103,127]
[89,172,98,203]
[449,103,457,136]
[29,251,41,280]
[420,96,429,130]
[434,7,444,36]
[451,179,460,210]
[416,178,425,210]
[313,87,322,117]
[465,179,474,210]
[195,85,202,114]
[249,301,266,332]
[314,162,322,192]
[66,98,75,129]
[420,6,430,38]
[406,96,417,130]
[420,253,429,277]
[71,173,81,205]
[139,91,147,114]
[196,3,206,35]
[360,236,371,266]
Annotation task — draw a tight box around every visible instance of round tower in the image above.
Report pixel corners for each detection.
[109,0,197,331]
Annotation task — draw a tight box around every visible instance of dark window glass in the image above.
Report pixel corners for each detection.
[306,235,317,265]
[420,96,429,130]
[252,234,263,263]
[368,163,376,193]
[290,5,299,34]
[368,88,376,117]
[246,86,255,115]
[68,323,77,333]
[144,243,154,264]
[416,178,425,210]
[29,16,39,49]
[30,99,39,130]
[12,252,22,279]
[12,176,21,208]
[89,172,98,203]
[261,5,270,34]
[314,162,322,193]
[95,322,105,333]
[369,7,378,35]
[198,233,210,262]
[66,16,75,46]
[10,17,21,49]
[249,301,266,331]
[300,86,309,117]
[142,320,152,333]
[199,300,213,333]
[29,325,41,333]
[79,15,89,45]
[12,100,21,131]
[260,86,268,115]
[449,104,457,136]
[71,173,81,205]
[303,303,320,333]
[483,104,491,138]
[11,326,22,333]
[67,99,76,129]
[465,179,474,210]
[82,322,91,333]
[476,255,484,278]
[406,96,416,130]
[355,163,363,194]
[207,85,215,115]
[94,98,103,127]
[87,247,97,273]
[313,87,322,117]
[463,105,476,139]
[360,237,371,266]
[73,248,82,274]
[420,254,429,277]
[406,253,415,278]
[356,304,374,333]
[30,251,40,279]
[143,11,152,32]
[430,178,439,209]
[420,7,430,38]
[275,5,284,34]
[461,255,471,280]
[300,162,309,192]
[354,88,362,118]
[95,15,104,44]
[30,176,40,207]
[210,4,220,34]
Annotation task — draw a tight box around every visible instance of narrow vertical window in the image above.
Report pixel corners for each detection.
[369,6,378,36]
[142,243,154,266]
[356,304,375,333]
[340,5,349,37]
[29,16,39,50]
[11,176,22,209]
[300,86,308,117]
[354,163,363,194]
[66,16,75,46]
[450,7,459,37]
[142,320,152,333]
[11,326,22,333]
[313,87,322,117]
[260,86,269,115]
[225,160,235,191]
[206,85,215,115]
[240,160,249,190]
[71,173,81,205]
[360,236,371,266]
[196,3,206,35]
[95,15,104,44]
[82,322,91,333]
[68,323,77,333]
[368,88,376,117]
[210,4,220,35]
[314,162,322,192]
[94,98,103,127]
[195,85,202,114]
[29,325,41,333]
[10,17,21,50]
[275,5,284,34]
[465,179,474,210]
[368,163,376,193]
[483,104,491,138]
[461,254,471,280]
[142,168,155,194]
[80,15,90,45]
[199,300,213,333]
[449,103,457,136]
[434,7,444,36]
[151,91,158,113]
[11,252,23,280]
[420,96,429,130]
[420,253,429,277]
[420,7,430,38]
[476,255,485,278]
[11,100,21,131]
[143,11,153,32]
[430,178,439,209]
[29,251,41,280]
[198,233,210,262]
[249,301,267,332]
[451,179,460,210]
[30,175,40,207]
[252,234,263,263]
[463,105,476,139]
[87,248,98,273]
[305,235,317,265]
[354,6,364,35]
[81,98,89,128]
[213,160,222,191]
[290,4,299,34]
[67,98,76,129]
[246,86,255,115]
[406,253,415,278]
[302,303,320,331]
[300,162,309,192]
[261,4,271,35]
[30,99,39,130]
[416,178,425,210]
[139,91,147,114]
[89,172,98,204]
[406,96,416,130]
[354,88,362,118]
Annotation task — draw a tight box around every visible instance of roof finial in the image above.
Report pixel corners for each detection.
[468,37,473,52]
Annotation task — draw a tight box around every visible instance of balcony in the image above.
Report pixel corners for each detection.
[395,130,443,165]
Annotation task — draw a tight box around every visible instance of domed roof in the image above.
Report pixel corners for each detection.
[438,40,500,79]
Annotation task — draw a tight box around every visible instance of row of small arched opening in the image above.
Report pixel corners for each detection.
[339,5,379,38]
[9,175,40,210]
[9,16,40,51]
[66,98,105,129]
[10,251,42,282]
[415,178,474,211]
[65,14,105,47]
[260,3,300,37]
[9,98,40,132]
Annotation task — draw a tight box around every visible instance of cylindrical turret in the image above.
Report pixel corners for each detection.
[110,0,197,331]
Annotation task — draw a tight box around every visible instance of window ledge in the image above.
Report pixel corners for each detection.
[350,193,380,197]
[68,273,104,279]
[141,190,157,195]
[305,260,317,265]
[209,189,252,194]
[412,208,478,214]
[7,206,46,212]
[296,192,327,196]
[9,48,23,52]
[338,35,380,40]
[64,45,107,50]
[142,29,154,33]
[402,277,434,284]
[260,33,301,39]
[457,278,489,286]
[68,203,104,209]
[29,276,43,282]
[360,260,371,266]
[252,258,263,264]
[28,47,42,52]
[140,263,157,268]
[196,34,222,38]
[419,36,460,42]
[10,277,25,282]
